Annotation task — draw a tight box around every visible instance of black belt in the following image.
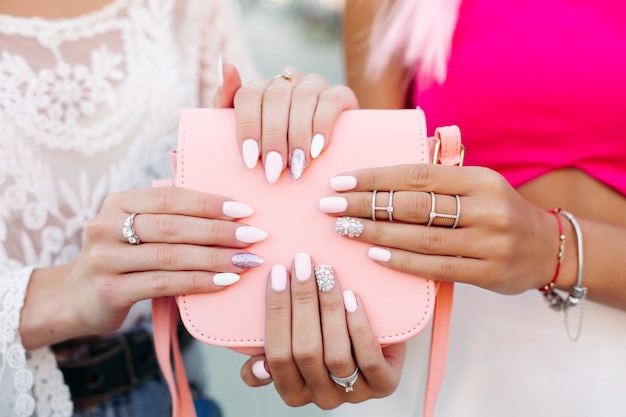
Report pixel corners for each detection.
[56,324,192,411]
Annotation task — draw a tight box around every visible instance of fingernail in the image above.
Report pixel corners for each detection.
[319,196,348,213]
[335,217,363,238]
[217,52,224,88]
[330,176,357,191]
[368,247,391,262]
[294,252,312,282]
[223,201,254,218]
[314,264,335,292]
[343,290,358,313]
[235,226,268,244]
[242,139,260,169]
[213,272,240,286]
[310,134,325,159]
[232,253,264,269]
[290,149,306,180]
[252,360,271,380]
[270,264,287,291]
[265,151,283,183]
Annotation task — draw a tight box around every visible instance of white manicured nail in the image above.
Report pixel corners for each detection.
[319,196,347,213]
[290,149,306,180]
[265,151,283,183]
[213,272,240,286]
[252,360,271,380]
[343,290,358,313]
[368,247,392,262]
[294,252,312,282]
[271,264,287,291]
[235,226,268,244]
[310,134,325,159]
[223,201,254,218]
[217,52,224,88]
[242,139,259,169]
[330,176,357,191]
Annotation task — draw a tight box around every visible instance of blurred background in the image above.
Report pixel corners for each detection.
[188,1,346,417]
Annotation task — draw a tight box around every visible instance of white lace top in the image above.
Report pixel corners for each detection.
[0,1,255,415]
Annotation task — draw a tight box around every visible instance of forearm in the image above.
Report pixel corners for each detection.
[342,0,411,109]
[19,263,85,350]
[555,216,626,311]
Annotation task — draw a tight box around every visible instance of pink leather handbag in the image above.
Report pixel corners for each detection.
[152,108,464,417]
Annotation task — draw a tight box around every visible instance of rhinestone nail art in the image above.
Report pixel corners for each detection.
[335,217,363,238]
[314,264,335,292]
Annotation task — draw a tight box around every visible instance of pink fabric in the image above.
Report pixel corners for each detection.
[412,0,626,194]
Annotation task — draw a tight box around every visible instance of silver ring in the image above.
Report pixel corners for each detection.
[122,213,141,245]
[371,190,394,222]
[272,69,294,85]
[426,192,461,229]
[329,366,360,392]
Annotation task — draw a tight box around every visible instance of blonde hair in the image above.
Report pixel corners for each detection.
[368,0,463,88]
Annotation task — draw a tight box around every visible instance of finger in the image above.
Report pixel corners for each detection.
[314,264,358,391]
[321,191,464,227]
[287,74,330,179]
[259,68,303,183]
[234,78,267,169]
[118,213,267,248]
[289,253,328,392]
[263,264,309,404]
[212,59,242,109]
[310,85,359,160]
[342,290,405,395]
[240,356,274,387]
[111,187,254,220]
[330,164,495,196]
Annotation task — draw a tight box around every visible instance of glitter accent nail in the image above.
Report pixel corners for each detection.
[291,149,306,180]
[314,264,335,292]
[335,217,363,238]
[232,253,264,269]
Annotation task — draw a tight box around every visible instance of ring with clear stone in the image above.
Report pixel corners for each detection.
[122,213,141,245]
[329,366,360,392]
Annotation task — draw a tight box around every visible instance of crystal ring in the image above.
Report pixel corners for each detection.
[272,69,295,85]
[371,190,394,222]
[426,192,461,229]
[122,213,141,245]
[330,366,360,392]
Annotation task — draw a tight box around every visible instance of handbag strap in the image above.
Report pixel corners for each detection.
[152,125,463,417]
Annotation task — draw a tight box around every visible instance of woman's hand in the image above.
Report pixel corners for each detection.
[318,164,560,295]
[20,187,266,349]
[239,253,405,409]
[214,59,359,182]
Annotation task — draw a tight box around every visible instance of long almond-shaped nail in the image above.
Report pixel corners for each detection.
[335,217,363,238]
[265,151,283,183]
[319,196,347,213]
[314,264,335,292]
[213,272,240,286]
[368,247,391,262]
[232,253,264,269]
[271,264,287,291]
[343,290,358,313]
[290,149,306,180]
[252,360,271,380]
[310,134,325,159]
[330,176,357,191]
[294,252,312,282]
[223,201,254,218]
[235,226,268,244]
[243,139,259,169]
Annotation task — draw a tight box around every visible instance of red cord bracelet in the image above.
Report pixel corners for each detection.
[539,208,566,292]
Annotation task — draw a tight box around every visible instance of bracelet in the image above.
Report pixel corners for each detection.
[540,209,587,341]
[539,209,566,300]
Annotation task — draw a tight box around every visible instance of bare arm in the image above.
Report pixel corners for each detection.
[342,0,412,109]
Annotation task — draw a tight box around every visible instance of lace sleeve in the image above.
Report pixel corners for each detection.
[198,0,258,107]
[0,267,73,417]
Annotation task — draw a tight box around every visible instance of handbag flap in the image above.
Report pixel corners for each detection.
[175,108,438,353]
